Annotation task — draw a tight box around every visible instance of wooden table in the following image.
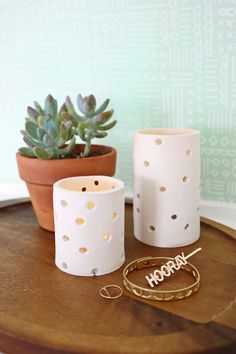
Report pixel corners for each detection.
[0,199,236,354]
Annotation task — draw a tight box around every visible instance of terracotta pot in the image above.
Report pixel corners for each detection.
[16,144,117,232]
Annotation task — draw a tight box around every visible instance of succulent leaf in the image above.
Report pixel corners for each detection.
[34,101,44,115]
[18,147,35,157]
[25,121,39,140]
[60,122,68,141]
[37,127,46,140]
[23,134,44,147]
[91,131,108,138]
[23,135,35,148]
[97,120,117,131]
[61,111,78,127]
[92,110,114,126]
[59,102,67,115]
[37,115,44,127]
[27,106,39,120]
[57,136,76,156]
[65,96,84,122]
[33,147,54,160]
[93,98,109,116]
[77,94,96,115]
[43,133,55,147]
[44,95,57,117]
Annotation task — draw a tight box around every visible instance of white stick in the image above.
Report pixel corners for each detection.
[185,247,202,260]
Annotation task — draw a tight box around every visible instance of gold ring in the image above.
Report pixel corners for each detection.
[123,256,200,301]
[99,285,123,300]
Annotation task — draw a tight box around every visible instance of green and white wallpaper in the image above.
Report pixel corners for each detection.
[0,0,235,202]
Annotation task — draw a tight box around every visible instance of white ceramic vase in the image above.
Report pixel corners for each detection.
[53,175,125,276]
[133,128,200,248]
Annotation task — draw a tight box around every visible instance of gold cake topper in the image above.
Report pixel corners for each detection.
[145,247,202,288]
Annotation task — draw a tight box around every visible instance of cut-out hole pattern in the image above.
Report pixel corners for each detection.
[62,262,67,269]
[76,217,85,225]
[103,233,111,241]
[136,208,140,213]
[155,138,162,145]
[143,160,149,167]
[87,201,95,209]
[149,225,155,232]
[60,200,68,207]
[137,193,140,199]
[62,235,69,241]
[182,176,188,183]
[184,224,189,230]
[112,212,117,220]
[94,180,99,186]
[82,187,86,192]
[159,186,166,192]
[171,214,177,220]
[79,247,88,254]
[92,268,98,275]
[186,149,191,157]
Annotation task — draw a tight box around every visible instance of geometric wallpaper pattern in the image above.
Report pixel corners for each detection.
[0,0,235,202]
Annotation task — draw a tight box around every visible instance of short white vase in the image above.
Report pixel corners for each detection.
[53,175,125,276]
[133,128,200,248]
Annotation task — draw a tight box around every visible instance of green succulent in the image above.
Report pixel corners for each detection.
[19,95,76,160]
[62,94,117,157]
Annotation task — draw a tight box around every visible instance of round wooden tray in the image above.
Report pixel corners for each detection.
[0,199,235,354]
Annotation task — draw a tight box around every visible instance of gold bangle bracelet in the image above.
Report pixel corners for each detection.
[123,256,200,301]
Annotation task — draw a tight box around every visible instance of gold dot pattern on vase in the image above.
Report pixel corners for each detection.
[79,247,88,254]
[112,212,117,220]
[62,235,69,241]
[103,233,111,241]
[155,138,162,145]
[76,217,85,225]
[159,186,166,192]
[87,201,95,210]
[60,200,68,207]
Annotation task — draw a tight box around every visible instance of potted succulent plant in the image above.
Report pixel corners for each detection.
[16,94,117,232]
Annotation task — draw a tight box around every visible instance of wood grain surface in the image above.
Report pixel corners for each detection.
[0,200,235,354]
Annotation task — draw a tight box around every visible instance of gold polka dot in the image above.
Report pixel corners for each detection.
[61,200,68,207]
[143,160,149,167]
[155,138,162,145]
[76,217,85,225]
[112,212,117,220]
[149,225,155,232]
[62,262,67,269]
[183,176,188,183]
[103,233,110,241]
[159,186,166,192]
[79,247,88,254]
[62,235,69,241]
[87,201,95,209]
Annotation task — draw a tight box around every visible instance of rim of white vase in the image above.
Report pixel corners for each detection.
[53,175,124,195]
[135,128,200,136]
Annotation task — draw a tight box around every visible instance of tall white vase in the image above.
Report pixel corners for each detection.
[133,128,200,248]
[53,175,125,276]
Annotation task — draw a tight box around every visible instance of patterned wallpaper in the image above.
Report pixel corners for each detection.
[0,0,235,202]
